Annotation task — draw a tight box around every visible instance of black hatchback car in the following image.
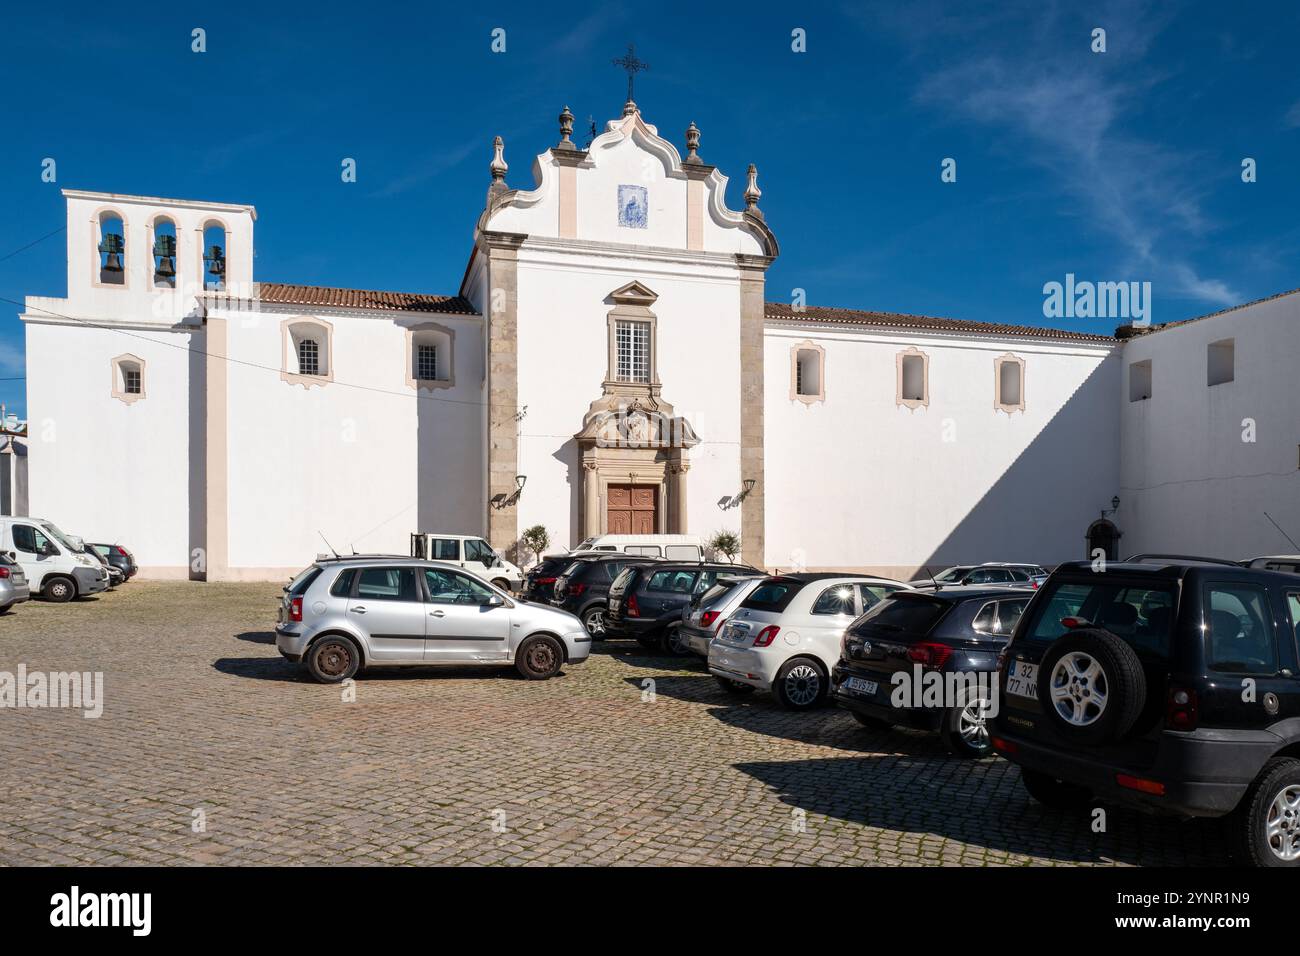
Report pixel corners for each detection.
[991,556,1300,866]
[521,551,605,604]
[90,543,138,582]
[551,553,660,637]
[832,586,1032,756]
[605,561,762,653]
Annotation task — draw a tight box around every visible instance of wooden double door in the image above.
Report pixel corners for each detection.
[606,484,658,535]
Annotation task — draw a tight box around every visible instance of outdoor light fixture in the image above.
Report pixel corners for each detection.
[743,478,756,495]
[515,475,527,493]
[1111,495,1121,511]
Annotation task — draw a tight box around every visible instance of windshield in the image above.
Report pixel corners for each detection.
[934,567,972,583]
[39,520,83,553]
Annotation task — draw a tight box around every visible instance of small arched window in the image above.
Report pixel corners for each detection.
[152,217,178,289]
[896,347,930,409]
[994,353,1026,414]
[97,212,126,285]
[202,221,227,291]
[281,317,333,388]
[111,354,146,404]
[406,323,455,391]
[789,340,825,404]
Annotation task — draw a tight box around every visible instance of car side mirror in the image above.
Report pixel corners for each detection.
[483,594,506,608]
[41,542,59,557]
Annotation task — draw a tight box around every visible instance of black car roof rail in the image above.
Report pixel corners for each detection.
[1122,552,1242,567]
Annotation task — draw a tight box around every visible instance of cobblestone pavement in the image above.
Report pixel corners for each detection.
[0,582,1230,866]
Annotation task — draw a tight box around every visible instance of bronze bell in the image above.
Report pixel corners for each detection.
[103,253,123,273]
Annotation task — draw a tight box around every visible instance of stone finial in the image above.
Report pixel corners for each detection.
[684,121,701,163]
[557,105,575,150]
[490,136,508,184]
[744,163,763,216]
[622,99,638,117]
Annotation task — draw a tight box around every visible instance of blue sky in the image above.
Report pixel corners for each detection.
[2,0,1298,418]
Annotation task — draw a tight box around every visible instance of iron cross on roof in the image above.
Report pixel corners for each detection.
[612,43,649,106]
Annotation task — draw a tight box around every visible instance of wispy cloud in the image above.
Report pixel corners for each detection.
[1284,100,1300,129]
[855,0,1240,308]
[369,141,480,198]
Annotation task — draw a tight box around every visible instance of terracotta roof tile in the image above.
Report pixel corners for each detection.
[765,301,1115,344]
[256,283,478,315]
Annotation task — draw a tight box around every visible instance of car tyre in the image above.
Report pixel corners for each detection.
[491,578,511,591]
[516,634,564,680]
[661,624,692,657]
[1232,757,1300,867]
[582,606,607,639]
[714,675,755,695]
[1019,768,1094,810]
[0,603,11,614]
[305,635,361,684]
[42,576,76,603]
[943,698,993,758]
[774,657,828,711]
[1036,628,1145,746]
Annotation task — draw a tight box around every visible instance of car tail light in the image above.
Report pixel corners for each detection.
[996,647,1009,672]
[700,610,719,628]
[626,593,640,617]
[113,546,128,557]
[907,642,953,669]
[1030,580,1039,590]
[1116,773,1165,796]
[289,596,303,623]
[1165,685,1199,731]
[990,736,1017,755]
[1061,616,1091,629]
[0,566,9,579]
[751,625,780,647]
[569,582,587,597]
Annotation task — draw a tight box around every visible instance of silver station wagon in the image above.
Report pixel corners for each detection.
[275,557,591,683]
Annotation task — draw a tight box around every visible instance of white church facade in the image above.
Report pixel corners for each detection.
[19,101,1300,580]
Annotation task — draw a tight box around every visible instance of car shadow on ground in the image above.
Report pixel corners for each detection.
[212,656,541,684]
[732,753,1230,866]
[235,630,277,645]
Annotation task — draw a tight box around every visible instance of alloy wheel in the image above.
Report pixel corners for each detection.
[1048,651,1108,726]
[783,664,822,707]
[1266,784,1300,862]
[584,609,606,637]
[957,698,991,749]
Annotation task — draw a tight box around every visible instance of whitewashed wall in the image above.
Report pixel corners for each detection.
[220,306,484,575]
[24,321,196,573]
[763,323,1120,576]
[1119,293,1300,560]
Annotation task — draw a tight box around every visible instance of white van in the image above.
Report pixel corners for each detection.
[573,534,706,561]
[0,516,109,602]
[409,532,525,591]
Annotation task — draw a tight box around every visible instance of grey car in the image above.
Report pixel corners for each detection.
[0,553,31,612]
[275,557,591,683]
[679,574,766,657]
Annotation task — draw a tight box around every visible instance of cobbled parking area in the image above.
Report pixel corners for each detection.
[0,582,1231,866]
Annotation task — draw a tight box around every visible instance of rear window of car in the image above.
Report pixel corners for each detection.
[288,566,323,596]
[695,581,736,607]
[1207,583,1277,675]
[330,569,355,597]
[609,566,639,594]
[647,568,697,592]
[1023,579,1177,658]
[855,593,950,634]
[741,579,805,613]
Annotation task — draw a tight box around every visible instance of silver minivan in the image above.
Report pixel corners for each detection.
[275,557,591,683]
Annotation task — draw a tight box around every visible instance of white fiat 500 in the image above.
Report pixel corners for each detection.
[708,573,912,710]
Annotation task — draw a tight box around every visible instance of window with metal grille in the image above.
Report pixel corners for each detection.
[416,343,439,381]
[615,320,650,383]
[298,338,320,376]
[123,368,141,394]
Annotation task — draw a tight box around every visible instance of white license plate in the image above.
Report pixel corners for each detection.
[844,676,878,697]
[720,624,748,644]
[1006,660,1039,699]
